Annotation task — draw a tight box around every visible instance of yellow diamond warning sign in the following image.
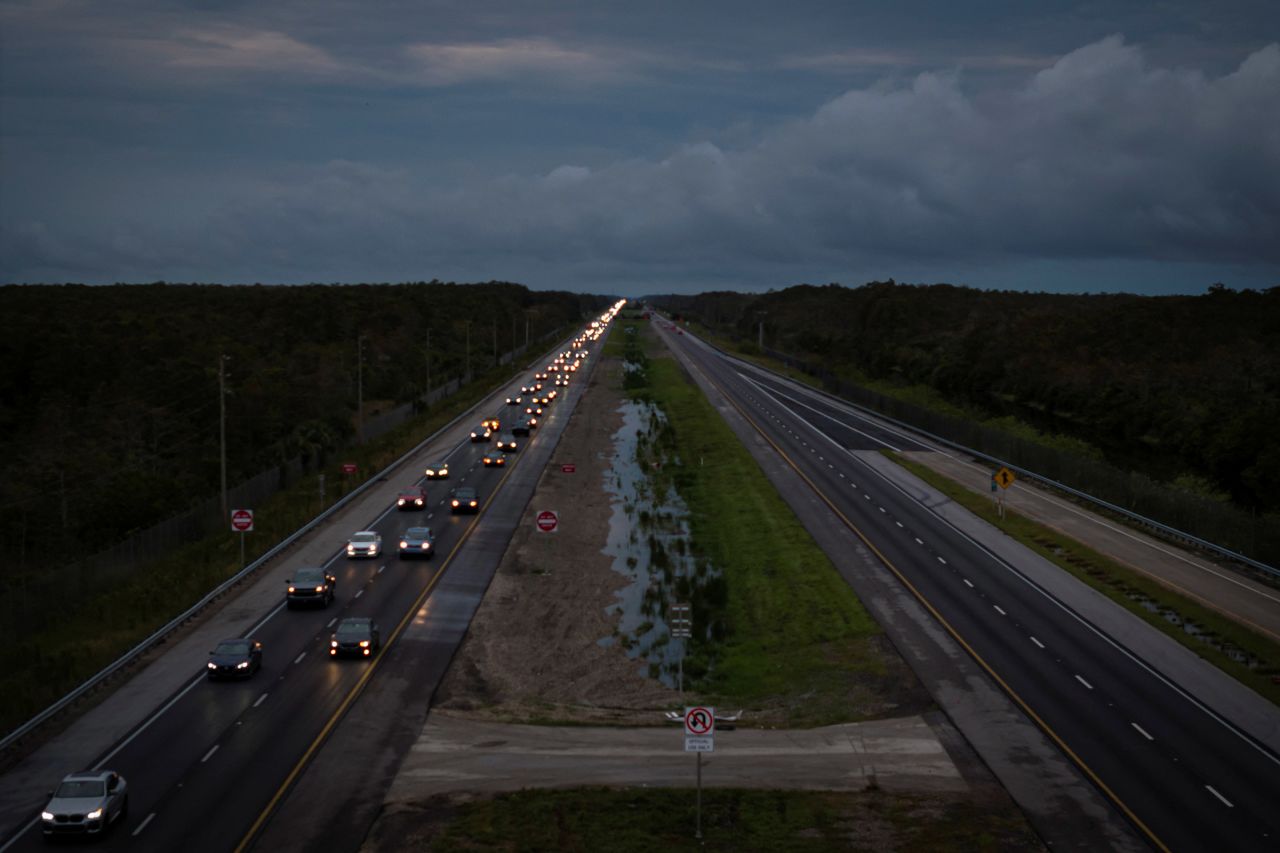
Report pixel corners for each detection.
[994,467,1016,489]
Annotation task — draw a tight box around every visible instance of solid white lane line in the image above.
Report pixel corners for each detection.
[354,589,364,598]
[201,744,219,763]
[294,652,306,664]
[1205,785,1233,807]
[994,605,1006,616]
[1076,675,1094,690]
[963,579,974,588]
[254,693,268,708]
[1030,636,1045,649]
[326,618,336,628]
[1131,722,1153,741]
[132,813,156,837]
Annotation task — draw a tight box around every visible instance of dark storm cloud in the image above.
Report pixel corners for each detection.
[2,2,1278,291]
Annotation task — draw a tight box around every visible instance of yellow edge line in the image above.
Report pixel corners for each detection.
[235,462,519,852]
[677,336,1171,853]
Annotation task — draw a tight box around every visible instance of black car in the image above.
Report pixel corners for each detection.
[398,526,435,558]
[286,567,337,608]
[330,617,381,658]
[206,638,263,679]
[495,433,519,452]
[505,395,523,405]
[450,486,480,514]
[482,449,509,467]
[469,425,491,442]
[511,417,535,436]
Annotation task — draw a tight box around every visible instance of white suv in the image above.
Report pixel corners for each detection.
[41,770,128,838]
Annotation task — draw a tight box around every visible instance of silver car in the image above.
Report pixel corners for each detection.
[41,770,128,838]
[346,530,382,558]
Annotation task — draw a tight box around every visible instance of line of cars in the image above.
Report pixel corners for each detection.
[42,308,627,840]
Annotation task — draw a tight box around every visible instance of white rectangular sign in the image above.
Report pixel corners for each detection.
[684,736,714,752]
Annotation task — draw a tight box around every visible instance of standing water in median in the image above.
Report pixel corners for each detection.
[599,399,718,687]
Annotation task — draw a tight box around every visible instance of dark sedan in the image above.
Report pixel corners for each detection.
[398,526,435,558]
[207,638,263,679]
[286,567,337,608]
[330,617,381,658]
[482,449,509,467]
[450,486,480,514]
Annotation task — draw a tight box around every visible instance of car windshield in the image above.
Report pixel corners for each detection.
[351,533,377,543]
[295,568,324,583]
[405,527,431,539]
[454,489,475,499]
[54,780,105,798]
[336,622,371,639]
[215,640,250,656]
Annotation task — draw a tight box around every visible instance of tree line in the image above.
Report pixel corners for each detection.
[0,281,609,565]
[648,281,1280,515]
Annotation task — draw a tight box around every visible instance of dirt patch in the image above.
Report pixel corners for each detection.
[433,356,676,725]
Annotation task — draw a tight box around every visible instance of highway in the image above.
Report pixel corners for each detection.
[656,321,1279,853]
[0,313,618,852]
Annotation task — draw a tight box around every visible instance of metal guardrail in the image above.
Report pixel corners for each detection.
[0,328,582,752]
[682,326,1279,581]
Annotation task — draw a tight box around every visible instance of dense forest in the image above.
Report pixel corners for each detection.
[0,282,609,562]
[649,282,1280,515]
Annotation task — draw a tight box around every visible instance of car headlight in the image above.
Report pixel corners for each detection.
[422,542,431,549]
[397,499,405,505]
[400,540,409,549]
[415,498,424,505]
[347,546,356,553]
[236,661,249,669]
[359,640,370,648]
[315,585,325,592]
[451,500,459,506]
[207,662,217,669]
[86,809,103,820]
[42,811,54,821]
[288,586,296,593]
[330,640,338,647]
[469,500,477,507]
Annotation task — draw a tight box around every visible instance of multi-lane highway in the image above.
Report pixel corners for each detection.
[656,320,1279,853]
[0,307,622,852]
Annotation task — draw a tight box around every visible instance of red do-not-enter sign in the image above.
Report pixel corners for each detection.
[535,510,559,533]
[230,508,254,532]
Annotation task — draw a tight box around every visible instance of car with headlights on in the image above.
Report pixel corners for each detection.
[450,486,479,514]
[482,449,509,467]
[41,770,128,839]
[470,425,491,442]
[396,485,427,510]
[494,433,520,452]
[481,415,501,431]
[511,416,535,436]
[525,403,544,416]
[398,526,435,558]
[505,394,522,405]
[346,530,382,558]
[286,567,337,608]
[424,461,449,480]
[329,617,381,658]
[207,638,263,679]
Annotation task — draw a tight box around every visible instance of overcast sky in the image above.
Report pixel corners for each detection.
[2,0,1278,295]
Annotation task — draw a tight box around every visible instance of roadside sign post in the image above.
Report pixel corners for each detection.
[993,467,1016,519]
[671,602,692,695]
[683,706,715,839]
[230,509,254,568]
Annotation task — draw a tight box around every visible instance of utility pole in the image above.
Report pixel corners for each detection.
[757,311,767,350]
[492,319,498,364]
[219,353,229,520]
[356,335,366,442]
[465,321,471,380]
[425,327,432,404]
[511,314,517,356]
[525,313,530,349]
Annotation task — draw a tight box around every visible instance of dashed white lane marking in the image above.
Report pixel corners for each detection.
[354,589,364,599]
[294,652,306,664]
[915,537,924,545]
[828,463,834,469]
[895,521,903,528]
[1075,675,1094,690]
[993,605,1006,616]
[937,557,947,565]
[878,506,886,513]
[1131,722,1153,741]
[963,579,974,588]
[1205,785,1234,807]
[1030,636,1045,649]
[326,617,336,628]
[838,473,845,478]
[253,693,268,708]
[132,813,156,836]
[864,494,871,500]
[427,512,434,518]
[377,565,386,574]
[201,744,219,763]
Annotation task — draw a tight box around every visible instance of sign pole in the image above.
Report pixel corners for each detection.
[240,530,246,569]
[696,751,703,840]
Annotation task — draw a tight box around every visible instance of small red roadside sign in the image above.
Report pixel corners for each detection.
[341,462,358,474]
[535,510,559,533]
[561,463,576,474]
[230,508,254,533]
